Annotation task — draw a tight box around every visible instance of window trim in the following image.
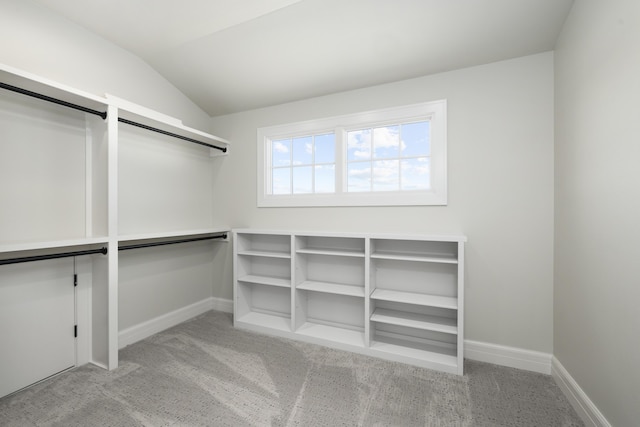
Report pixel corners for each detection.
[257,100,447,207]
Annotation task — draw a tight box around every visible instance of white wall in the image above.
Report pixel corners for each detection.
[554,1,640,425]
[0,0,210,129]
[211,52,555,354]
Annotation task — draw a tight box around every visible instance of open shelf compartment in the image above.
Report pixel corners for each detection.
[294,290,365,348]
[295,235,365,257]
[295,250,365,296]
[371,238,458,264]
[236,233,291,258]
[235,282,291,333]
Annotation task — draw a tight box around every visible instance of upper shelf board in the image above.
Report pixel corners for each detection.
[1,63,108,116]
[107,94,230,148]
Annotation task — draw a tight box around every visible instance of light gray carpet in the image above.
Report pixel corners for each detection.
[0,311,582,426]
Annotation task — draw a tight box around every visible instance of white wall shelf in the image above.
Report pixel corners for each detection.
[0,237,109,255]
[117,227,229,243]
[234,229,466,375]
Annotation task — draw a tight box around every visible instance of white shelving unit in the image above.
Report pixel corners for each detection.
[233,230,466,375]
[0,63,231,384]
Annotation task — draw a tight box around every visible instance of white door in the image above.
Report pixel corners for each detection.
[0,258,76,398]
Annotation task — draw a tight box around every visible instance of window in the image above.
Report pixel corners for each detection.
[257,100,446,207]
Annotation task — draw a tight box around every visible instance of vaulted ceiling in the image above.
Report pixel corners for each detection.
[34,0,574,116]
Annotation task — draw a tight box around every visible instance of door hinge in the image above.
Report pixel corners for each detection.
[74,274,77,287]
[74,325,78,338]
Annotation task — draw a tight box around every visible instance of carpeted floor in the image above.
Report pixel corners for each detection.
[0,311,583,426]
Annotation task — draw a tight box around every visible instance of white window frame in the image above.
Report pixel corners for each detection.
[257,100,447,207]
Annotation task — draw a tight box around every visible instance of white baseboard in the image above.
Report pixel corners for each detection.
[118,297,233,349]
[551,357,611,427]
[464,339,552,374]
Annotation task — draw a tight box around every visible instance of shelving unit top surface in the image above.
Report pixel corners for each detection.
[297,281,365,297]
[233,229,466,242]
[0,237,110,254]
[371,289,458,310]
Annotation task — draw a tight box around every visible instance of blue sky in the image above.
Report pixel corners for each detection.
[272,121,430,194]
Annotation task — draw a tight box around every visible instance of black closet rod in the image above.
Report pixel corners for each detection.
[0,82,108,119]
[0,247,108,266]
[118,233,228,252]
[118,118,227,153]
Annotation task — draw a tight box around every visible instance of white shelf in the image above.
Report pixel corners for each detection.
[238,275,291,288]
[296,322,365,348]
[371,308,457,335]
[371,251,457,264]
[118,227,230,242]
[370,289,458,310]
[237,249,291,259]
[296,248,365,258]
[1,63,108,115]
[297,280,365,297]
[106,94,230,149]
[0,237,109,254]
[236,312,291,333]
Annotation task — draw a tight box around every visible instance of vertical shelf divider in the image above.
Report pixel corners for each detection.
[106,104,119,370]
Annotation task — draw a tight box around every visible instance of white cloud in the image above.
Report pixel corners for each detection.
[273,141,289,153]
[347,130,371,160]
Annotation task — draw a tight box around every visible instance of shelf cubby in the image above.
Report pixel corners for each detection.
[235,282,291,333]
[370,238,458,263]
[236,233,291,258]
[370,300,457,335]
[295,249,365,297]
[294,290,365,348]
[295,235,365,257]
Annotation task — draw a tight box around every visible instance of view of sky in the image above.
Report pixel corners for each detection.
[271,121,430,195]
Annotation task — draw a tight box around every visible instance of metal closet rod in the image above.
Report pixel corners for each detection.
[118,233,228,252]
[118,118,227,153]
[0,247,108,266]
[0,82,108,119]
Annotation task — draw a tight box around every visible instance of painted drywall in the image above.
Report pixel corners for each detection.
[554,0,640,425]
[211,52,555,354]
[0,0,210,129]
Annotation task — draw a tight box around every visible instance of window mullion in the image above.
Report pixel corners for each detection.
[335,127,345,194]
